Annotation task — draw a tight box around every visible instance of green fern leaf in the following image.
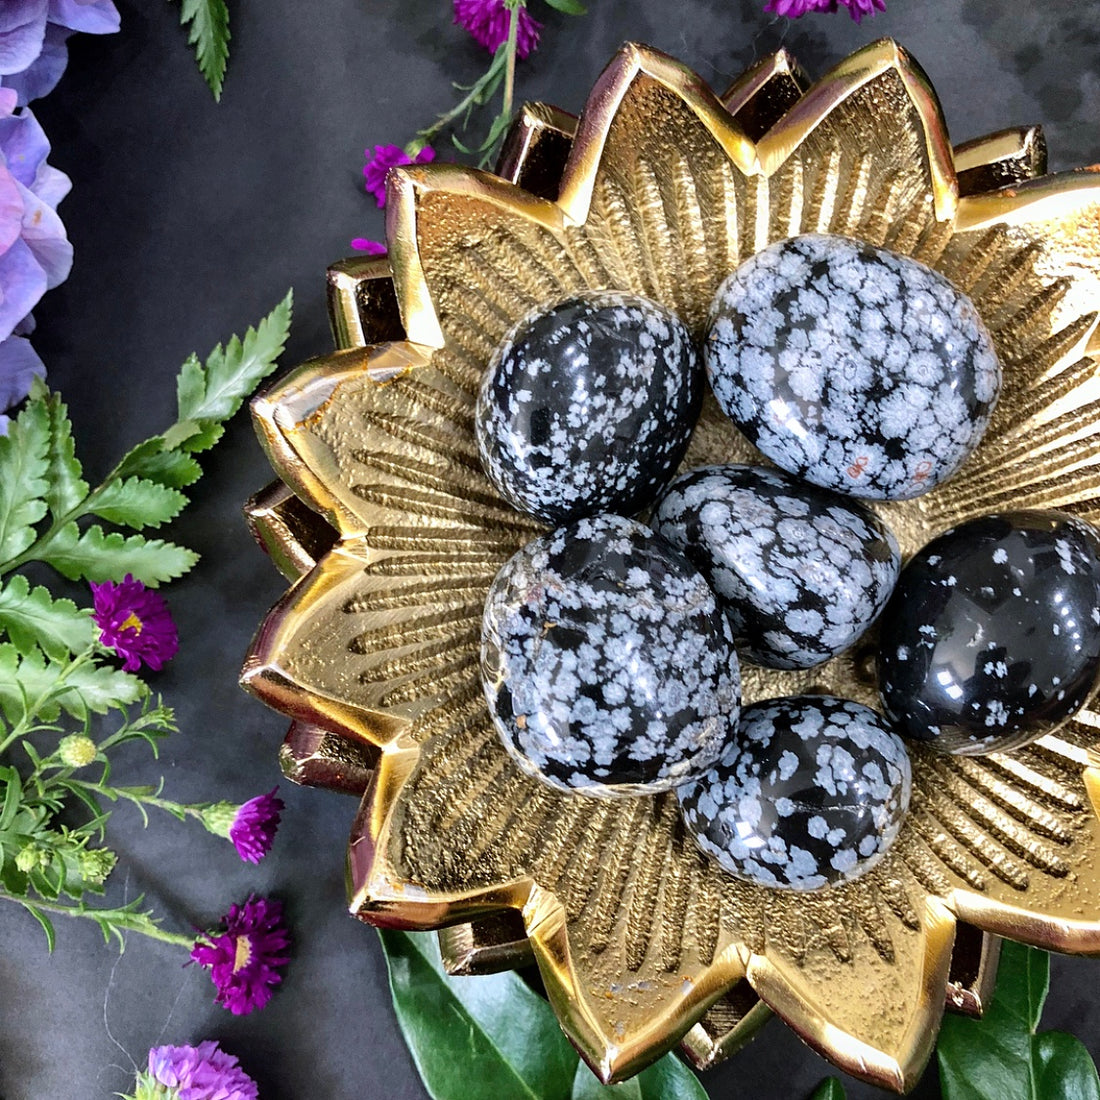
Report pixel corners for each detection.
[113,438,203,489]
[0,395,50,562]
[176,290,293,424]
[40,385,89,520]
[0,575,94,659]
[36,523,199,586]
[88,477,189,530]
[0,644,145,724]
[175,0,230,102]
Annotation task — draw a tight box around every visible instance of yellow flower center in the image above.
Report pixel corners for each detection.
[233,934,253,973]
[120,611,143,635]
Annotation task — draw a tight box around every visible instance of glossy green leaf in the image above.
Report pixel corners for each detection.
[808,1078,847,1100]
[938,941,1100,1100]
[35,523,198,585]
[571,1054,707,1098]
[0,575,94,659]
[176,289,292,424]
[88,477,188,530]
[0,396,50,563]
[175,0,230,101]
[378,929,577,1100]
[542,0,587,14]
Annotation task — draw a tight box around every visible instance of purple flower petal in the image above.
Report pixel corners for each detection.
[3,23,71,104]
[0,8,47,77]
[90,574,179,672]
[0,332,43,413]
[47,0,120,35]
[0,1,48,36]
[17,181,73,289]
[191,896,291,1016]
[350,238,387,255]
[148,1041,259,1100]
[229,788,284,864]
[0,107,54,191]
[0,237,47,340]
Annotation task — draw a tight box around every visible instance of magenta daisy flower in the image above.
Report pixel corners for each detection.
[190,896,290,1015]
[229,788,284,864]
[453,0,541,59]
[90,574,178,672]
[142,1040,258,1100]
[362,144,435,208]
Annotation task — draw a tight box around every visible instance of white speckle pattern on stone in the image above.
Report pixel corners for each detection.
[677,696,911,890]
[481,514,741,797]
[879,510,1100,754]
[653,464,900,669]
[475,292,702,524]
[705,234,1002,501]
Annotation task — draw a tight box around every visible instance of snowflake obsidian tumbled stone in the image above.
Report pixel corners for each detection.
[475,292,702,524]
[706,234,1001,501]
[481,514,741,797]
[879,511,1100,754]
[677,696,912,890]
[653,464,900,669]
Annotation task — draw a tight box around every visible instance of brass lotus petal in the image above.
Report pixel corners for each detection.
[244,40,1100,1090]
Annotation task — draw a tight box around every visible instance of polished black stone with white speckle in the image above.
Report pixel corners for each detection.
[706,234,1001,501]
[475,292,702,524]
[879,511,1100,754]
[677,696,911,890]
[653,464,900,669]
[481,514,741,797]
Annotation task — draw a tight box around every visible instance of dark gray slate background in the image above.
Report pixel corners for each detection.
[1,0,1098,1097]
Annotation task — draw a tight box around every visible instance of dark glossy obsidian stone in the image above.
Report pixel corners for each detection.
[475,291,702,525]
[653,464,900,669]
[878,511,1100,754]
[481,514,741,797]
[677,696,911,890]
[705,234,1001,501]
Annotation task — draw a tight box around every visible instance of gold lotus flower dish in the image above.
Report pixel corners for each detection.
[241,40,1100,1090]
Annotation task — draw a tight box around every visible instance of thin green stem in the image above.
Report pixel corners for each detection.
[2,890,196,948]
[60,778,210,824]
[413,46,510,152]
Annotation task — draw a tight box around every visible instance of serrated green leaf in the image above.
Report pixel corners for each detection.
[88,477,188,530]
[175,0,230,101]
[113,438,203,489]
[0,644,145,724]
[542,0,587,14]
[0,766,23,832]
[379,929,577,1100]
[938,941,1100,1100]
[0,574,94,659]
[176,290,293,424]
[162,418,224,454]
[36,523,198,586]
[0,395,50,563]
[808,1078,847,1100]
[571,1054,706,1099]
[22,903,56,951]
[40,385,88,519]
